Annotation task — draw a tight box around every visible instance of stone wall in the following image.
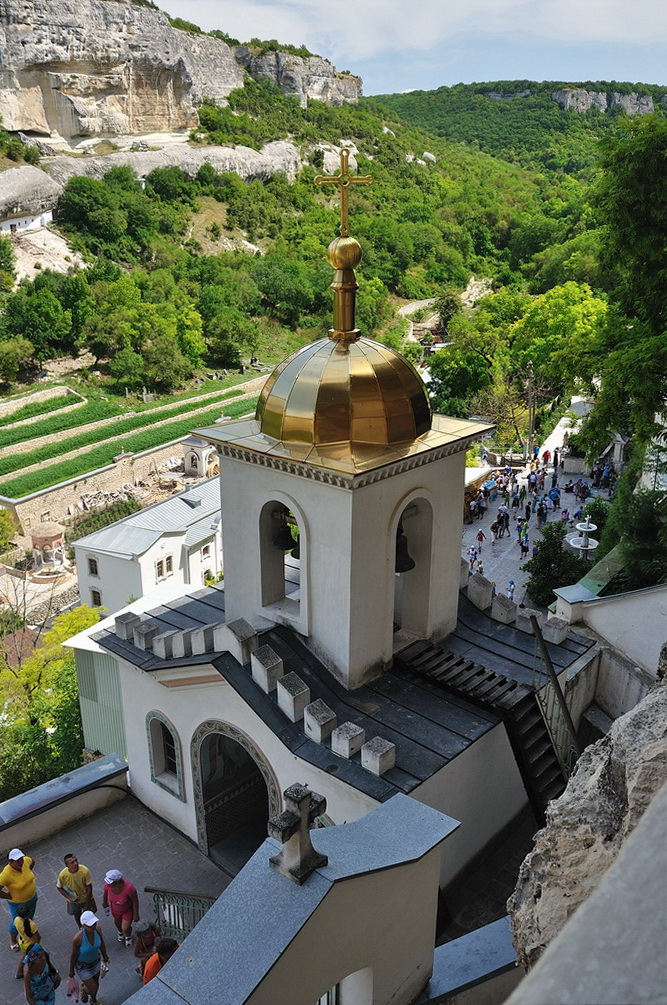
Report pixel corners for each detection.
[0,383,73,419]
[0,437,186,530]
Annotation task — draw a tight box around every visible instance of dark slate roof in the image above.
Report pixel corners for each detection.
[451,594,594,684]
[91,585,592,803]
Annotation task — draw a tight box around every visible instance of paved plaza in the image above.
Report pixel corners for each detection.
[1,798,230,1005]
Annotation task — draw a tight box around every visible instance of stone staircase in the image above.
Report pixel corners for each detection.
[396,640,565,822]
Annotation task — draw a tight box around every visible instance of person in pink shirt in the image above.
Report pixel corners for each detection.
[101,870,139,947]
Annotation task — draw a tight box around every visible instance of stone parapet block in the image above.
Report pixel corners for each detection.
[191,623,219,655]
[132,620,160,650]
[115,611,140,640]
[304,699,337,744]
[153,630,179,659]
[460,556,470,589]
[361,736,396,776]
[277,672,310,722]
[251,645,284,693]
[516,608,543,634]
[542,617,569,644]
[492,594,517,624]
[468,572,494,611]
[331,722,365,759]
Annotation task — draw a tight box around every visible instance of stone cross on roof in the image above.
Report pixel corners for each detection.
[268,783,328,885]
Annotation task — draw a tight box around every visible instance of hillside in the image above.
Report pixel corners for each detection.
[373,80,667,176]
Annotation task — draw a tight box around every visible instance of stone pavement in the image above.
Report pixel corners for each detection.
[1,798,230,1005]
[462,400,605,610]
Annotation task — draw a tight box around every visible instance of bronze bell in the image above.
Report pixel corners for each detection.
[395,523,415,574]
[273,521,296,552]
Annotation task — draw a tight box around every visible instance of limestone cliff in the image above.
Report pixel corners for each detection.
[0,0,244,137]
[552,88,654,114]
[0,0,360,139]
[234,47,362,108]
[508,685,667,969]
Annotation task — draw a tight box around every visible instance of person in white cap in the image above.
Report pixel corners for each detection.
[0,849,37,951]
[102,869,139,947]
[69,911,109,1005]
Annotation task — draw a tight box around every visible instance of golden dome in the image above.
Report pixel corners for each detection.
[256,336,431,446]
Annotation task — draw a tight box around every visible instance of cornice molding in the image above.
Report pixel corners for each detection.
[216,435,479,488]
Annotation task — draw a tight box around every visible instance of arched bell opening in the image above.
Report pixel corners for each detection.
[259,498,306,631]
[392,497,434,642]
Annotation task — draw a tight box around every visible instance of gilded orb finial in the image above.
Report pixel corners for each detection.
[314,149,374,345]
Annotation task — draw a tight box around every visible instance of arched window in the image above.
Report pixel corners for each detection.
[146,711,185,801]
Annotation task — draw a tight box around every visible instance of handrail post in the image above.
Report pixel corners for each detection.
[530,615,582,759]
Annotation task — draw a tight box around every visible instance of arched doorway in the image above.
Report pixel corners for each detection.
[191,720,280,874]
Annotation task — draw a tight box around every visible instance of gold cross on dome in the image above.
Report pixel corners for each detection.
[314,148,373,238]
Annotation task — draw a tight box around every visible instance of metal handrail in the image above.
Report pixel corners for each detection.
[144,885,217,941]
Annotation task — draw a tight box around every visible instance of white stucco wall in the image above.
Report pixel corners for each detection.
[579,584,667,673]
[411,724,528,888]
[0,210,53,233]
[75,548,144,613]
[75,526,222,614]
[113,651,378,847]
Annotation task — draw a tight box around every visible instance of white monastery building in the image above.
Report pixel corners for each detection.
[74,477,222,614]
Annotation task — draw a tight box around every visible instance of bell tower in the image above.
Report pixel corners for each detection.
[196,151,491,689]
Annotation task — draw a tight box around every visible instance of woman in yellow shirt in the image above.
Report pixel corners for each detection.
[0,848,38,951]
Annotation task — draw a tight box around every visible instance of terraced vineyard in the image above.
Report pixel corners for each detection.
[0,383,261,500]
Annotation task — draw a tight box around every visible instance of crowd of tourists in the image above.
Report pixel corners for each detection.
[464,440,615,602]
[0,848,179,1004]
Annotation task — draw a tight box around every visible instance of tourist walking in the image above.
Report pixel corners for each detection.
[57,854,95,928]
[13,905,41,979]
[507,580,515,602]
[0,849,38,951]
[21,943,61,1005]
[134,919,161,978]
[102,869,139,946]
[475,529,487,552]
[143,937,179,986]
[69,911,109,1005]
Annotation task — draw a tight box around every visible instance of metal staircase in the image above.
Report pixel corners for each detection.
[396,640,566,823]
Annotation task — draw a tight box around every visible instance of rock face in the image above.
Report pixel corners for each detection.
[508,685,667,970]
[45,139,301,188]
[552,88,654,115]
[0,1,361,139]
[234,47,361,108]
[0,164,63,219]
[0,0,244,137]
[0,141,301,224]
[552,88,609,113]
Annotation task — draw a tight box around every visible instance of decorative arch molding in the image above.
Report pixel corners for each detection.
[190,719,281,854]
[145,709,185,802]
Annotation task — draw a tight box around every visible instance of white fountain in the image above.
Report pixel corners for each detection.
[567,517,599,559]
